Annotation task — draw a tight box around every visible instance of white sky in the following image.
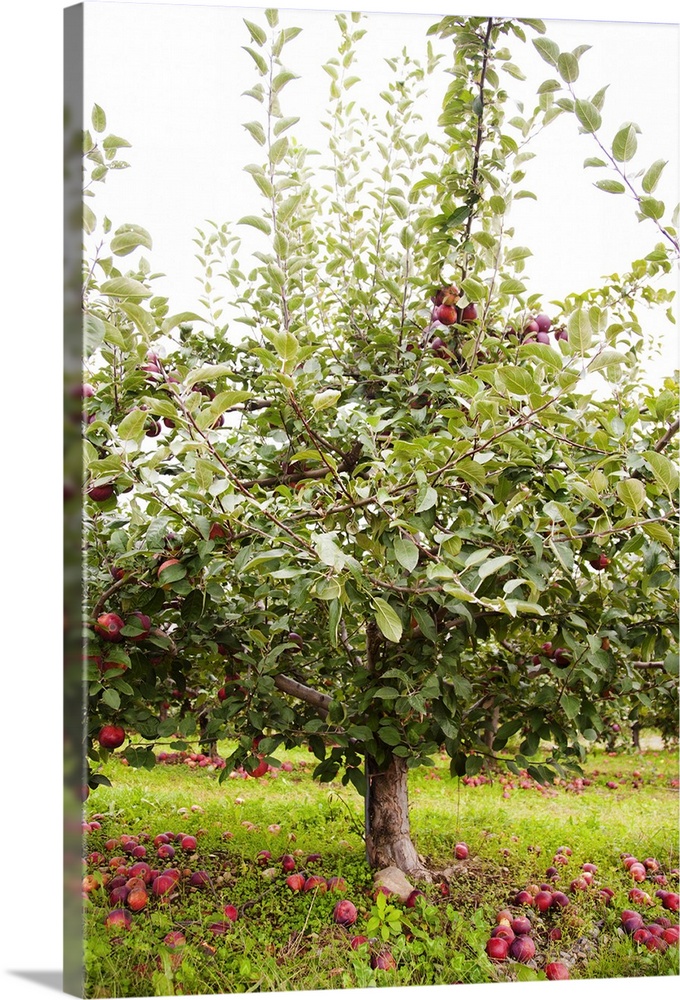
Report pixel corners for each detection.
[0,4,678,1000]
[81,1,678,383]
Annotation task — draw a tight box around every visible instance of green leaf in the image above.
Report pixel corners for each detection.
[639,196,665,220]
[557,52,579,83]
[393,537,419,573]
[312,389,340,412]
[477,555,515,582]
[495,365,535,397]
[587,348,628,373]
[584,157,607,168]
[505,246,533,263]
[414,485,437,513]
[159,561,186,585]
[560,693,580,720]
[567,309,592,353]
[498,278,526,295]
[110,224,153,257]
[594,179,626,194]
[643,451,679,497]
[272,330,298,363]
[373,598,403,643]
[242,45,268,74]
[612,123,639,163]
[118,408,148,443]
[575,99,602,133]
[91,104,107,133]
[273,116,300,136]
[378,725,403,745]
[616,478,646,513]
[454,458,487,489]
[643,522,674,550]
[101,687,121,710]
[243,18,267,45]
[102,134,132,150]
[118,302,156,338]
[83,203,96,235]
[242,121,267,146]
[185,363,233,389]
[533,37,560,67]
[100,277,151,300]
[84,314,106,356]
[161,311,205,335]
[269,136,289,164]
[238,214,271,235]
[460,276,487,303]
[642,159,667,194]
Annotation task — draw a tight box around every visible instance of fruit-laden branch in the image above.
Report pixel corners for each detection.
[460,16,494,282]
[274,673,331,718]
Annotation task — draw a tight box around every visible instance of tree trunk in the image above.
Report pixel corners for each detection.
[365,754,429,878]
[632,722,641,750]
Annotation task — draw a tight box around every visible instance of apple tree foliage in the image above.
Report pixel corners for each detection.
[81,12,678,861]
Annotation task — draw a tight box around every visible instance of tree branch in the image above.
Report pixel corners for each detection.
[654,418,680,454]
[273,674,331,718]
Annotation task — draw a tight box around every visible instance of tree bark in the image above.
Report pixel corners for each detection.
[632,722,641,750]
[365,754,428,877]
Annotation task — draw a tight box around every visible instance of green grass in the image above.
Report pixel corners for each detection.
[82,742,679,996]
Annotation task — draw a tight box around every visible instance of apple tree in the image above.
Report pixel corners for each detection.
[81,11,678,876]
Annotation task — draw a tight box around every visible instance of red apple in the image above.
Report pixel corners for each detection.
[589,553,611,571]
[551,891,570,909]
[94,612,125,642]
[105,908,132,930]
[535,313,552,333]
[491,926,515,943]
[350,935,369,949]
[511,917,532,936]
[534,890,553,912]
[98,725,125,750]
[286,874,305,891]
[545,961,569,980]
[88,484,115,503]
[163,931,186,949]
[460,303,478,323]
[126,887,148,912]
[304,875,327,892]
[454,842,469,860]
[436,304,458,325]
[333,900,358,926]
[281,855,296,872]
[405,889,425,907]
[223,904,239,921]
[152,874,175,897]
[486,937,509,961]
[128,611,151,640]
[180,835,197,852]
[509,935,535,962]
[371,949,396,970]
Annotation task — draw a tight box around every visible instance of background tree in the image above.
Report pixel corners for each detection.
[82,10,678,876]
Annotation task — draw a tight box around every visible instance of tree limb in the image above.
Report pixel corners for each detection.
[274,674,331,718]
[654,418,680,454]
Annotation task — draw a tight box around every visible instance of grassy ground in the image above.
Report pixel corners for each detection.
[81,741,679,996]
